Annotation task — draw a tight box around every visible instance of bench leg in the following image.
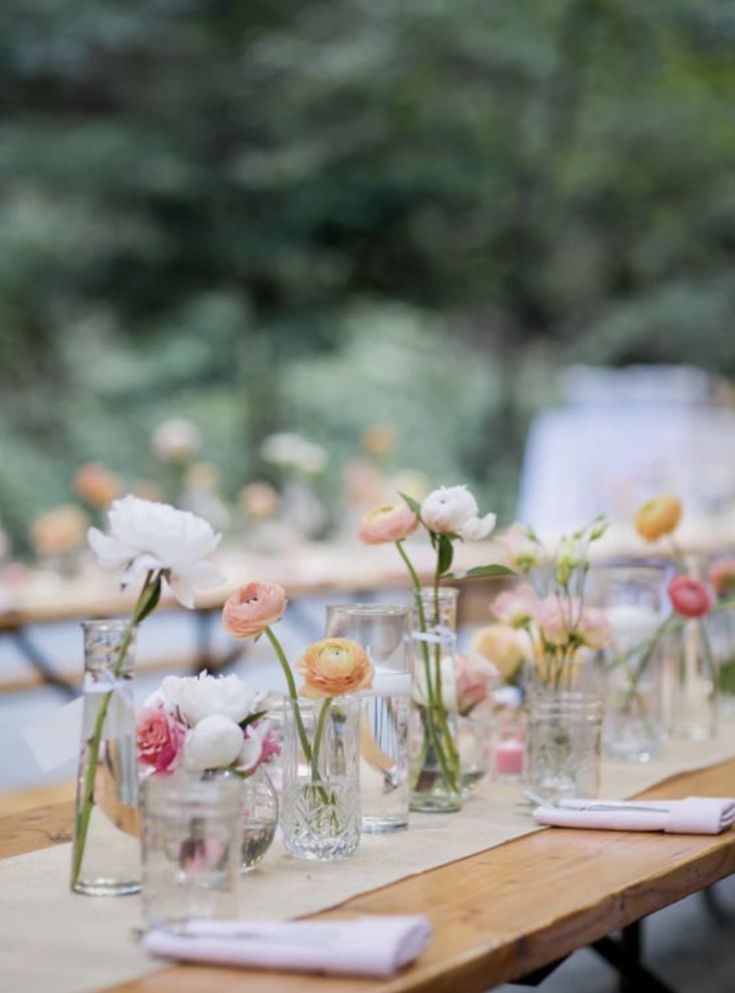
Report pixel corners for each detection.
[10,628,75,697]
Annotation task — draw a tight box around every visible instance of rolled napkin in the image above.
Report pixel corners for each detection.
[143,915,432,978]
[533,796,735,835]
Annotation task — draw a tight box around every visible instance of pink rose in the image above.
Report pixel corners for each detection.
[577,607,611,650]
[357,503,419,545]
[137,705,185,772]
[222,581,287,638]
[456,654,496,715]
[491,584,539,627]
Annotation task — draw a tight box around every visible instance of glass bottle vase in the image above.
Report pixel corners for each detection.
[240,765,279,870]
[71,619,140,895]
[669,617,718,741]
[409,587,463,812]
[280,696,361,860]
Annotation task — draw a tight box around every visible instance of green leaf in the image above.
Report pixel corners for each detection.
[447,564,516,580]
[437,534,454,574]
[398,491,422,517]
[239,709,268,731]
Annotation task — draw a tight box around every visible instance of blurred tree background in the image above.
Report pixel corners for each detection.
[1,0,734,548]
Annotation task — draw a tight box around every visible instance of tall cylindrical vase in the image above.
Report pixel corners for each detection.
[280,696,361,860]
[325,604,411,833]
[410,587,462,813]
[71,619,140,895]
[670,617,718,741]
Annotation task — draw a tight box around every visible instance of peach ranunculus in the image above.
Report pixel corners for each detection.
[73,462,123,510]
[491,583,539,628]
[297,638,374,699]
[357,502,419,545]
[137,705,186,772]
[31,505,89,557]
[222,582,287,639]
[471,623,526,680]
[635,495,682,542]
[710,559,735,599]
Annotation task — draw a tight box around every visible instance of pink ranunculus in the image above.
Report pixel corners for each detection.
[536,596,574,646]
[668,576,712,618]
[491,584,539,627]
[222,581,287,639]
[137,705,186,772]
[259,726,282,764]
[456,654,497,716]
[357,502,419,545]
[577,607,611,650]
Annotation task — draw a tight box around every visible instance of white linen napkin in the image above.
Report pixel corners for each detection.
[533,796,735,834]
[143,915,432,977]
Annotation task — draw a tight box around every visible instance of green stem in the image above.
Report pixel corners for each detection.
[264,626,312,765]
[71,572,155,889]
[311,697,332,782]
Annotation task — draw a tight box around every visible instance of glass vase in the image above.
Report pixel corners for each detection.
[281,696,361,860]
[409,587,462,813]
[325,604,410,833]
[709,607,735,717]
[71,619,140,895]
[458,709,492,795]
[592,561,668,762]
[141,773,242,926]
[669,617,718,740]
[526,693,602,802]
[240,766,279,870]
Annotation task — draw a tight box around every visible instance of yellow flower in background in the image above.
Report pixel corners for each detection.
[471,623,526,680]
[635,495,682,542]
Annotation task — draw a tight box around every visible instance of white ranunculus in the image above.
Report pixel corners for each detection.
[87,495,224,608]
[420,485,496,541]
[160,672,262,726]
[412,654,458,713]
[151,417,201,462]
[182,714,244,771]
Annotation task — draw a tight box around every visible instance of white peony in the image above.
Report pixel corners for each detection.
[235,724,267,773]
[182,714,244,771]
[420,485,496,541]
[151,417,201,463]
[159,672,263,726]
[87,495,224,608]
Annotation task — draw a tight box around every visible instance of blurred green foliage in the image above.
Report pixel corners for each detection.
[1,0,734,548]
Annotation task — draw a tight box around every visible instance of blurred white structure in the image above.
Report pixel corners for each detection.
[518,365,735,532]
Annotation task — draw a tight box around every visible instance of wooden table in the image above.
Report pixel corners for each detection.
[0,542,508,695]
[3,760,735,993]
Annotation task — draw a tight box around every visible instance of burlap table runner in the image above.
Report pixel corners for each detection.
[3,728,735,993]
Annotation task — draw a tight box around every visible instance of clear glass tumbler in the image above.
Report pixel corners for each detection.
[325,604,410,832]
[526,693,602,802]
[141,773,242,926]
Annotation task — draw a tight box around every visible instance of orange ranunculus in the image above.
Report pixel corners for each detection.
[710,559,735,600]
[297,638,374,699]
[635,495,682,542]
[73,462,123,510]
[30,505,89,557]
[222,581,287,638]
[357,502,419,545]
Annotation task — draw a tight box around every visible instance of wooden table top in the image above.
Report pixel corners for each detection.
[3,759,735,993]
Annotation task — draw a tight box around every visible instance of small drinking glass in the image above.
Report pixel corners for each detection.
[526,693,602,802]
[325,604,411,832]
[141,774,242,926]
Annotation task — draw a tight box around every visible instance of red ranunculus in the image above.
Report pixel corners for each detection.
[668,576,712,618]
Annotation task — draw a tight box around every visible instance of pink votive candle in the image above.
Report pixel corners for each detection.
[494,739,525,778]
